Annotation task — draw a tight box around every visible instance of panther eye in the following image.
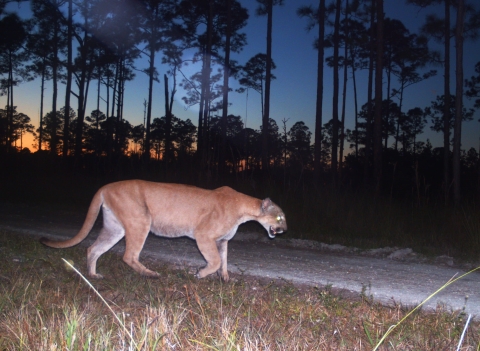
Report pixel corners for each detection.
[276,215,283,222]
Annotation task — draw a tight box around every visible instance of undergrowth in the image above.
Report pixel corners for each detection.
[0,230,479,350]
[2,153,480,260]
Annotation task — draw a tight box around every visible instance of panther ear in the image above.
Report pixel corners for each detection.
[261,198,272,212]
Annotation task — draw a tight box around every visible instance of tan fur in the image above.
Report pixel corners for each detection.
[40,180,287,281]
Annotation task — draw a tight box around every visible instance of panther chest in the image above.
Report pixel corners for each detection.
[216,225,239,241]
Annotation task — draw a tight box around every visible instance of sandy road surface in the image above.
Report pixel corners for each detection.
[1,202,479,319]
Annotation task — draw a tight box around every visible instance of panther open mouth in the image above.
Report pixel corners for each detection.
[268,226,282,239]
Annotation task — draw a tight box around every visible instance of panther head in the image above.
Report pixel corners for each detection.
[258,198,287,239]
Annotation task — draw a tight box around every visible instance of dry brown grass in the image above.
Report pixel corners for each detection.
[0,230,479,351]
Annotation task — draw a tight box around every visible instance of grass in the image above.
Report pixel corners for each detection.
[1,230,479,350]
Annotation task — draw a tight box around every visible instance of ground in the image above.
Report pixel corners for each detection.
[1,201,479,319]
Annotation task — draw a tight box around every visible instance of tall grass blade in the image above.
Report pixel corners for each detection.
[456,314,472,351]
[363,320,375,346]
[373,266,480,351]
[61,258,138,350]
[189,339,221,350]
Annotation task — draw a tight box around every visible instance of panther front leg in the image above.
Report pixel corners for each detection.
[195,236,224,280]
[216,239,229,281]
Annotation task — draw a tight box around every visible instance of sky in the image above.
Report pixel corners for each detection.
[3,0,480,152]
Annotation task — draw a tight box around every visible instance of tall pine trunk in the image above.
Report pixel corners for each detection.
[38,60,46,150]
[7,56,13,148]
[51,70,58,155]
[197,51,205,158]
[313,0,325,181]
[63,0,72,158]
[443,0,451,205]
[385,63,391,149]
[144,42,155,160]
[74,31,88,160]
[350,45,359,158]
[201,0,213,170]
[50,18,59,155]
[262,0,273,171]
[331,0,341,183]
[220,0,231,174]
[111,59,118,119]
[339,0,349,178]
[373,0,384,193]
[453,0,465,207]
[74,2,93,159]
[364,0,375,186]
[164,74,172,164]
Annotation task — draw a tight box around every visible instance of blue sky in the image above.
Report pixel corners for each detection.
[3,0,480,151]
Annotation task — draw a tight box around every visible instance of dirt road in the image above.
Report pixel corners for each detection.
[1,202,479,319]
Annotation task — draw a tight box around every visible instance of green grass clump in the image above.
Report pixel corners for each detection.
[0,230,479,350]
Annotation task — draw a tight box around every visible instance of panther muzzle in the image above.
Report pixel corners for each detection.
[268,226,283,239]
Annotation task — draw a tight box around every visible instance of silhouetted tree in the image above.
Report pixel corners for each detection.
[176,0,247,167]
[150,115,196,160]
[0,106,34,150]
[426,94,474,134]
[13,111,34,150]
[36,107,76,155]
[0,13,28,150]
[237,127,259,172]
[347,16,370,158]
[220,0,231,171]
[466,61,480,109]
[352,99,401,152]
[256,0,284,171]
[26,30,52,151]
[259,117,281,167]
[330,0,341,182]
[453,0,465,206]
[71,0,107,159]
[137,0,175,159]
[287,121,312,169]
[63,0,72,158]
[92,0,140,153]
[297,0,326,182]
[237,53,276,120]
[401,107,428,154]
[210,114,244,172]
[408,0,453,203]
[99,116,132,155]
[406,0,479,204]
[84,109,106,155]
[373,0,384,193]
[382,18,435,151]
[31,0,68,155]
[381,99,400,149]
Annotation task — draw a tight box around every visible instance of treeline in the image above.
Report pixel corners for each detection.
[1,0,480,205]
